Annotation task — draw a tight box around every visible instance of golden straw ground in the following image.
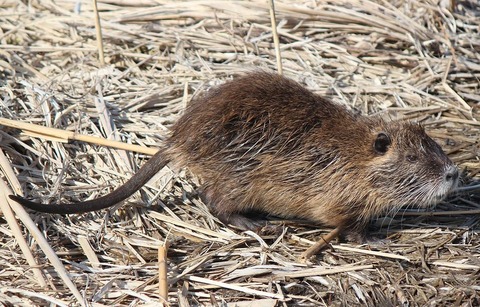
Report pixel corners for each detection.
[0,0,479,305]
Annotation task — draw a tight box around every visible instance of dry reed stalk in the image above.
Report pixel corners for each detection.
[268,0,283,75]
[92,0,105,65]
[299,226,343,262]
[0,118,158,155]
[158,244,168,302]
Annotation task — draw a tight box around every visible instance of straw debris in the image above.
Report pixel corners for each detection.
[0,0,479,305]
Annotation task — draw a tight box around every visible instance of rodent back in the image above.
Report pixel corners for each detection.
[168,71,367,167]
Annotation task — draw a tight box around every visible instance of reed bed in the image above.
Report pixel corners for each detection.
[0,0,479,306]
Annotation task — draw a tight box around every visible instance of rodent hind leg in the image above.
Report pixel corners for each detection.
[199,186,267,231]
[216,212,267,231]
[215,209,284,235]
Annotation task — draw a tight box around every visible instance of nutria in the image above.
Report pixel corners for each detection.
[9,71,459,239]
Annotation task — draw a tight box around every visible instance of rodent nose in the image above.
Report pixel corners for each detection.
[445,166,459,183]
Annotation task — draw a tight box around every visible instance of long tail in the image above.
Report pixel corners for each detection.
[9,151,170,214]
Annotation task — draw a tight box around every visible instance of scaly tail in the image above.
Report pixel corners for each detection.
[9,151,169,214]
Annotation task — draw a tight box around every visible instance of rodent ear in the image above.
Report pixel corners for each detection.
[374,132,391,154]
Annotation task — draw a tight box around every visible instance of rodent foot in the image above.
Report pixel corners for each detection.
[343,229,389,245]
[342,229,369,243]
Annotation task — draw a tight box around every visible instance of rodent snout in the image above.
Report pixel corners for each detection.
[444,165,459,184]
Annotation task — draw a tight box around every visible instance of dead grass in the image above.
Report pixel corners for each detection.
[0,0,479,306]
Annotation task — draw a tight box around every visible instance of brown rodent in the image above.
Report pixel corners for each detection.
[10,71,459,238]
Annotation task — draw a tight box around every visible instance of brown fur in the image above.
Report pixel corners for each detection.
[10,71,459,238]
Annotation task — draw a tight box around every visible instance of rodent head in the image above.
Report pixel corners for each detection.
[366,121,458,211]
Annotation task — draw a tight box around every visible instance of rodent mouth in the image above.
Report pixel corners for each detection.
[407,179,457,209]
[427,182,457,206]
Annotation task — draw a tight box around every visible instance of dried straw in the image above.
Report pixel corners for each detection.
[0,0,479,305]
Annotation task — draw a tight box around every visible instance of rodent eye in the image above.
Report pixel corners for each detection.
[406,155,418,163]
[374,132,391,154]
